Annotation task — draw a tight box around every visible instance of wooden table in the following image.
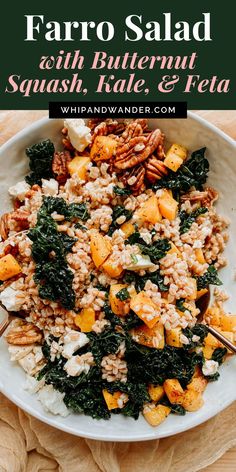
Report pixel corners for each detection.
[0,110,235,471]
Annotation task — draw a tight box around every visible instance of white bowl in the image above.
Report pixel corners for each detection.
[0,113,236,441]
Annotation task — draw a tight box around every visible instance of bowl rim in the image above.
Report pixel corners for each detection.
[0,111,235,441]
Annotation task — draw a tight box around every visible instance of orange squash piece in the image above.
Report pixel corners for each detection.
[90,231,112,268]
[130,291,160,329]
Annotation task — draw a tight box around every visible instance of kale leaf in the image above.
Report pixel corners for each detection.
[108,205,133,235]
[116,288,130,301]
[36,259,75,309]
[179,207,208,234]
[212,347,227,365]
[125,341,203,388]
[196,265,222,290]
[25,139,55,186]
[123,269,168,292]
[182,324,209,350]
[113,186,132,196]
[126,230,170,262]
[138,238,171,262]
[153,147,209,192]
[42,196,90,221]
[176,298,186,312]
[28,197,77,309]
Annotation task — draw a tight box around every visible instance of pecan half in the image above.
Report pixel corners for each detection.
[181,187,218,207]
[0,213,10,240]
[145,156,169,183]
[6,320,42,345]
[120,166,146,195]
[119,119,148,144]
[114,129,162,170]
[52,151,72,184]
[91,120,126,144]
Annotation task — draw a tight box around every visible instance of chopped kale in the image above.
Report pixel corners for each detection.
[123,269,168,292]
[36,259,75,309]
[42,196,90,221]
[125,311,144,330]
[179,207,208,234]
[176,298,186,312]
[126,230,170,262]
[153,147,209,192]
[196,265,222,290]
[28,198,77,309]
[116,287,130,301]
[125,337,204,388]
[113,186,132,196]
[182,324,209,350]
[108,205,133,235]
[162,398,186,415]
[126,231,143,245]
[25,139,55,186]
[87,326,125,364]
[74,222,87,230]
[212,347,227,365]
[138,238,171,262]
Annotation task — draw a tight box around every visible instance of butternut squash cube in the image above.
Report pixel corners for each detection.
[202,345,215,360]
[218,314,236,332]
[90,136,117,161]
[163,379,184,405]
[196,288,208,300]
[205,306,221,326]
[131,322,164,349]
[167,242,182,256]
[136,195,162,224]
[165,327,183,348]
[187,376,207,394]
[74,307,96,332]
[109,284,129,316]
[194,248,206,264]
[102,390,127,410]
[182,389,204,412]
[204,332,221,348]
[68,155,91,180]
[143,404,171,427]
[158,190,178,221]
[102,255,123,278]
[164,153,183,172]
[166,143,188,161]
[130,291,160,329]
[120,221,135,238]
[0,254,21,281]
[90,231,112,268]
[148,384,165,402]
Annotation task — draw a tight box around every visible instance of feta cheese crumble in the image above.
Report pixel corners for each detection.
[202,360,219,376]
[38,385,69,417]
[0,285,24,311]
[62,329,89,359]
[42,178,59,196]
[8,181,30,201]
[64,119,91,152]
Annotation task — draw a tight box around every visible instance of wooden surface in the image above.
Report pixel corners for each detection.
[0,110,236,472]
